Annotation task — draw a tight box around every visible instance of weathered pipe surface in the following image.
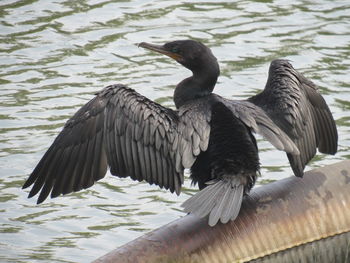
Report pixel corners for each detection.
[93,160,350,263]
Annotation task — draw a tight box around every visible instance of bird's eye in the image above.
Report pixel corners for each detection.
[171,47,179,53]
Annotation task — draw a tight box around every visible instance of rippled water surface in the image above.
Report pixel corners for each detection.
[1,0,349,262]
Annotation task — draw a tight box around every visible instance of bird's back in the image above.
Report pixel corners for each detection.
[190,97,259,192]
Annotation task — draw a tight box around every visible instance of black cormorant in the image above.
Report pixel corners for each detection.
[23,40,338,226]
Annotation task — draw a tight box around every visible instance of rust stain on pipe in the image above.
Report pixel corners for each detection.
[93,160,350,263]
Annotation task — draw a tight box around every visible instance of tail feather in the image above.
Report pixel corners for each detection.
[186,180,226,218]
[208,182,233,225]
[182,177,244,226]
[220,184,243,223]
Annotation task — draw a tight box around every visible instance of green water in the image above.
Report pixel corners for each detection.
[1,0,349,262]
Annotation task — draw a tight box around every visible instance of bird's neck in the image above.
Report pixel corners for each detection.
[174,66,219,109]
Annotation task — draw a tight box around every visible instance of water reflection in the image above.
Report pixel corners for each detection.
[1,0,349,262]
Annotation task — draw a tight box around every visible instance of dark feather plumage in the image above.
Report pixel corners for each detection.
[23,40,337,226]
[249,59,338,177]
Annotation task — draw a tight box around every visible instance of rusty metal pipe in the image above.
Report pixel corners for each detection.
[94,160,350,263]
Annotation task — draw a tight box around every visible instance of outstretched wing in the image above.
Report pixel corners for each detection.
[23,88,109,204]
[249,59,338,177]
[23,84,211,203]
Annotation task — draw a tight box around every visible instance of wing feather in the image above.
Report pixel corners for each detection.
[23,84,211,203]
[220,96,299,155]
[50,147,72,198]
[249,59,338,177]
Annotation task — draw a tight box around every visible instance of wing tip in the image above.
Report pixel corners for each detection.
[36,197,45,205]
[27,191,35,199]
[22,181,31,190]
[269,59,294,72]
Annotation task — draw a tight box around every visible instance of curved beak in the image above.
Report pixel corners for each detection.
[138,42,182,61]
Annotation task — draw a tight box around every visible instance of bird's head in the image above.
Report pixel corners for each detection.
[139,40,219,74]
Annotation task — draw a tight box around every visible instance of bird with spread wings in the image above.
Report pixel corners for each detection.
[23,40,337,226]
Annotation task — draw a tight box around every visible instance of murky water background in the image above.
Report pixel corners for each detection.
[1,0,349,262]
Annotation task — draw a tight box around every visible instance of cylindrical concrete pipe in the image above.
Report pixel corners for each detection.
[94,160,350,263]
